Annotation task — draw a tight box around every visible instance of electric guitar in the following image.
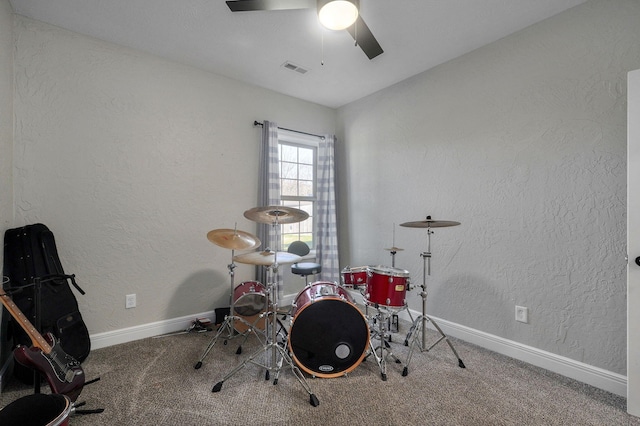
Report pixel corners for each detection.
[0,287,85,402]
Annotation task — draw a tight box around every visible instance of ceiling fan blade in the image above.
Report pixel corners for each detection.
[346,16,383,60]
[226,0,314,12]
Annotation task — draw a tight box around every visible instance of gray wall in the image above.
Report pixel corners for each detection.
[10,15,336,335]
[0,0,13,253]
[336,0,640,375]
[0,0,14,382]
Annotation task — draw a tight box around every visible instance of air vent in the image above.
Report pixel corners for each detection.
[282,61,309,75]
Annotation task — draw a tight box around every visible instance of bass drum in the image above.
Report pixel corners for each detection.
[233,281,266,333]
[288,282,369,378]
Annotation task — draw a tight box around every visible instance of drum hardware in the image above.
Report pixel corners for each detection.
[384,223,404,268]
[371,313,399,334]
[400,216,466,374]
[211,206,319,407]
[367,305,406,381]
[194,226,264,369]
[384,247,403,268]
[359,264,411,380]
[154,318,212,338]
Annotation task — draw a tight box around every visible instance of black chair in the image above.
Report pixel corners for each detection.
[287,241,322,286]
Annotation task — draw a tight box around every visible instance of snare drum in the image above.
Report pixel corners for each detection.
[289,282,369,378]
[341,266,369,289]
[365,265,410,308]
[233,281,266,333]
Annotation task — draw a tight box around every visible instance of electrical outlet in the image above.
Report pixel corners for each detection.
[515,305,528,323]
[126,294,136,309]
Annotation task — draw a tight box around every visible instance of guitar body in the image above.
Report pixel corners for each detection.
[13,332,85,402]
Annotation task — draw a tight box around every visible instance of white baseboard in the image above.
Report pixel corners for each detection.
[394,307,627,397]
[90,310,216,350]
[88,296,627,397]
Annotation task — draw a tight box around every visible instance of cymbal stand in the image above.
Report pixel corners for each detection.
[194,250,266,369]
[389,249,397,268]
[211,219,319,407]
[404,226,465,371]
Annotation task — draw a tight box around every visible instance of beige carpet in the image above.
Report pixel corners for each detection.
[0,319,638,425]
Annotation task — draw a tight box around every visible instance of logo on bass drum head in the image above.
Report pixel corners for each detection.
[319,365,334,372]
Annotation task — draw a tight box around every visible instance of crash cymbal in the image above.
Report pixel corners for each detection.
[244,206,309,224]
[400,219,461,228]
[207,229,261,251]
[233,250,301,266]
[385,246,404,252]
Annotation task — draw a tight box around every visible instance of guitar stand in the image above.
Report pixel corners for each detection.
[72,399,105,415]
[8,276,105,416]
[403,234,466,374]
[366,304,405,381]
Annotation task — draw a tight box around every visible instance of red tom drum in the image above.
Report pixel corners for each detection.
[289,282,369,378]
[340,266,369,289]
[365,265,411,308]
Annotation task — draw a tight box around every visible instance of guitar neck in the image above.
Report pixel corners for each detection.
[0,288,52,354]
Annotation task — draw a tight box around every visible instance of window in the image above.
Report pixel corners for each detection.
[278,131,319,251]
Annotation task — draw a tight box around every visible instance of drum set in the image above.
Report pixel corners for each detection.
[195,206,465,405]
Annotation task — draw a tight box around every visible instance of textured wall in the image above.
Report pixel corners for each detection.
[336,0,640,375]
[0,0,13,247]
[12,16,336,335]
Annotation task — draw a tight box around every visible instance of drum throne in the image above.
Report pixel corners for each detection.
[287,241,321,286]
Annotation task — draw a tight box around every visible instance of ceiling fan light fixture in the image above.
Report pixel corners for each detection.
[317,0,359,31]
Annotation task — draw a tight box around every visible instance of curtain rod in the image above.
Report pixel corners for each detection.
[253,120,325,140]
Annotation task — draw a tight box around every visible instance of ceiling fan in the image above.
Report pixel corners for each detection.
[225,0,384,60]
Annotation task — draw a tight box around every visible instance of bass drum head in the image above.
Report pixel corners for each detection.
[289,297,369,378]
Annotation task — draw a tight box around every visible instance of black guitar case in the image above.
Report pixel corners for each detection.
[2,223,91,383]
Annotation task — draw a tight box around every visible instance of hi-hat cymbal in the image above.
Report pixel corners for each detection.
[400,219,461,228]
[385,246,404,252]
[233,250,301,266]
[207,229,261,251]
[244,206,309,224]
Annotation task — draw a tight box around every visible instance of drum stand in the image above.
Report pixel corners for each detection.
[194,251,266,369]
[211,220,319,407]
[404,227,465,372]
[367,304,405,381]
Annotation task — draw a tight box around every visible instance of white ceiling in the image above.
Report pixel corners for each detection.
[9,0,589,108]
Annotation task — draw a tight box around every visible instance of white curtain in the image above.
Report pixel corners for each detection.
[256,121,280,284]
[316,135,340,282]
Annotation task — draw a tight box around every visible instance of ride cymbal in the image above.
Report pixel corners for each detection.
[233,250,301,266]
[244,206,309,224]
[400,219,461,228]
[207,229,261,251]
